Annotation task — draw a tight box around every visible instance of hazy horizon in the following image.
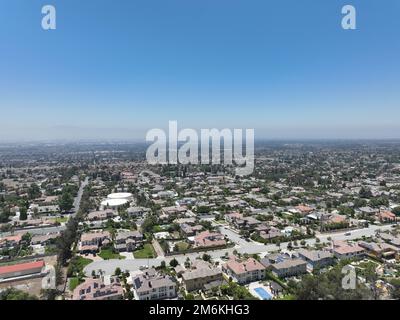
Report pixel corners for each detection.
[1,0,399,141]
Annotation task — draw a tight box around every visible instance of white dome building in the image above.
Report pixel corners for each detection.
[100,198,128,210]
[100,192,133,210]
[107,192,133,201]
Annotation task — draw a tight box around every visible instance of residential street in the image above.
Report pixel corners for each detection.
[84,223,396,276]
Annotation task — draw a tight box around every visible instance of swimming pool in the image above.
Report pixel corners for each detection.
[254,287,272,300]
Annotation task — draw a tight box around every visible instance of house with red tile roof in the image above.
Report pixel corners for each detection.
[332,241,365,260]
[376,211,397,223]
[295,205,314,216]
[193,230,226,249]
[0,233,24,249]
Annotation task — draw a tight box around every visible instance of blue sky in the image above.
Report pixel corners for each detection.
[0,0,399,141]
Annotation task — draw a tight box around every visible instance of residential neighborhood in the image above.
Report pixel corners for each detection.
[1,142,400,300]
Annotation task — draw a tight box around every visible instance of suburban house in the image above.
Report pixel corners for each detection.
[295,205,314,216]
[87,209,115,221]
[31,233,59,245]
[358,241,399,260]
[0,234,24,249]
[114,230,143,252]
[180,223,203,237]
[127,206,151,218]
[72,278,123,300]
[193,231,226,249]
[132,268,177,300]
[224,213,260,230]
[376,211,397,223]
[78,231,111,254]
[297,249,334,270]
[181,266,223,292]
[257,226,282,240]
[222,257,265,284]
[270,258,307,278]
[332,241,365,260]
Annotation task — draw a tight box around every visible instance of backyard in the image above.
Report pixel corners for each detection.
[133,244,157,258]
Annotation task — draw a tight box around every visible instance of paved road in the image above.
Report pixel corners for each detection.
[72,177,89,215]
[0,225,67,237]
[83,223,396,276]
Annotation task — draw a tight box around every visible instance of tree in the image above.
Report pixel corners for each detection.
[359,187,372,199]
[389,278,400,299]
[202,253,211,262]
[114,267,122,276]
[185,293,195,300]
[19,207,28,221]
[392,206,400,217]
[28,183,41,200]
[0,206,10,223]
[59,191,74,212]
[184,257,191,268]
[169,258,179,268]
[0,288,38,300]
[141,215,157,233]
[293,262,373,300]
[40,289,59,300]
[21,232,31,243]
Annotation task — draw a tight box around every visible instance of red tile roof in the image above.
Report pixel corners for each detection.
[0,260,45,275]
[224,257,265,275]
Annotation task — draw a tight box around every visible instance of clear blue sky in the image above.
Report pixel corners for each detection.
[0,0,399,141]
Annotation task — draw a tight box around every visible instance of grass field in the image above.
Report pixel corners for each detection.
[98,248,125,260]
[54,216,69,224]
[133,244,156,258]
[69,277,82,291]
[175,241,190,251]
[75,256,93,269]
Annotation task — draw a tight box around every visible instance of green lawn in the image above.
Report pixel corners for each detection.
[98,248,125,260]
[133,244,156,258]
[55,216,69,224]
[175,241,190,251]
[75,256,93,269]
[69,277,82,291]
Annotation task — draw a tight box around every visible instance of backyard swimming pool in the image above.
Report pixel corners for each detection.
[254,287,272,300]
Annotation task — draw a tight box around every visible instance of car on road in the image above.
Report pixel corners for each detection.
[139,265,149,271]
[344,232,351,236]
